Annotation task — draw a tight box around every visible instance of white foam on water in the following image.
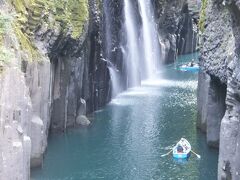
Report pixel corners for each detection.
[141,79,197,90]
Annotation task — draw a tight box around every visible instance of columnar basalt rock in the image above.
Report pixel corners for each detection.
[198,0,240,179]
[206,76,227,148]
[24,60,52,167]
[0,0,110,179]
[197,71,210,132]
[154,0,199,64]
[0,0,201,179]
[197,73,227,149]
[0,67,32,180]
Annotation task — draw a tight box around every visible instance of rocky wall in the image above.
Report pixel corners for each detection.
[0,0,110,179]
[154,0,199,64]
[207,75,227,148]
[197,0,240,179]
[0,0,202,179]
[197,71,210,132]
[0,30,52,180]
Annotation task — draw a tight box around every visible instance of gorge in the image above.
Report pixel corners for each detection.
[32,52,219,179]
[0,0,239,179]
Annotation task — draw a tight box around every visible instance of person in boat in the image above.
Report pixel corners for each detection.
[177,144,184,153]
[188,60,194,67]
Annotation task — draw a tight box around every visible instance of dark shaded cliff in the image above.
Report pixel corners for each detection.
[0,0,200,179]
[197,0,240,179]
[0,0,110,178]
[50,0,110,131]
[154,0,199,64]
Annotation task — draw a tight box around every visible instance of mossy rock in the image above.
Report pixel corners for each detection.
[0,46,14,69]
[10,0,89,39]
[0,14,12,42]
[199,0,208,33]
[8,0,89,61]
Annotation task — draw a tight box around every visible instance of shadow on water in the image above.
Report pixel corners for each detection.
[31,52,218,180]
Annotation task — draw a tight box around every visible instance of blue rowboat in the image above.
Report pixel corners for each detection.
[179,64,199,72]
[173,138,191,159]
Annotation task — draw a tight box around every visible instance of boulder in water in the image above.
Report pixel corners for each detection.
[76,115,91,126]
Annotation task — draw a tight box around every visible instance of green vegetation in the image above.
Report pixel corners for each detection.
[10,0,89,38]
[96,0,102,12]
[0,15,8,39]
[199,0,208,33]
[0,47,13,67]
[14,24,39,61]
[7,0,89,61]
[0,14,13,69]
[0,14,13,42]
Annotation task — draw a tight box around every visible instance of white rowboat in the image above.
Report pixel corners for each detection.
[172,138,191,159]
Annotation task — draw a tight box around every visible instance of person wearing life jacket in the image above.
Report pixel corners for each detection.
[177,145,184,153]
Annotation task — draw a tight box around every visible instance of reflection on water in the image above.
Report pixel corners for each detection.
[31,53,218,180]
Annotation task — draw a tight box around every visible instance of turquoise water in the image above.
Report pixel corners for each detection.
[32,53,218,180]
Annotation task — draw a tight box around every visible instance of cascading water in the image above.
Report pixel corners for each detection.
[106,0,163,97]
[138,0,161,79]
[123,0,141,87]
[108,63,122,97]
[103,1,122,97]
[122,0,162,84]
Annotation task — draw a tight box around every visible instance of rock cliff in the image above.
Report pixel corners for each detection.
[0,0,199,179]
[154,0,200,63]
[197,0,240,179]
[0,0,110,179]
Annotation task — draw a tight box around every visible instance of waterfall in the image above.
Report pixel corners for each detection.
[108,66,121,97]
[105,0,163,98]
[138,0,161,79]
[122,0,162,84]
[123,0,141,87]
[103,1,122,97]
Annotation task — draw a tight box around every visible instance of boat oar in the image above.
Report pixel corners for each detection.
[161,149,173,157]
[191,150,201,159]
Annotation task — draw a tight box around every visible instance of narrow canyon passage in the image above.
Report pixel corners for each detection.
[3,0,240,179]
[32,53,218,180]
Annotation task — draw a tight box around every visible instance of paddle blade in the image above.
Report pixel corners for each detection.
[161,149,173,157]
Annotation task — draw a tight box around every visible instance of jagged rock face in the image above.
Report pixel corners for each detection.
[50,0,110,131]
[102,0,124,67]
[0,0,110,179]
[0,0,199,179]
[197,73,227,149]
[104,0,199,67]
[206,76,227,148]
[198,0,240,179]
[154,0,199,63]
[0,2,53,178]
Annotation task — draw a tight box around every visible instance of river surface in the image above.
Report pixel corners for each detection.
[32,53,218,180]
